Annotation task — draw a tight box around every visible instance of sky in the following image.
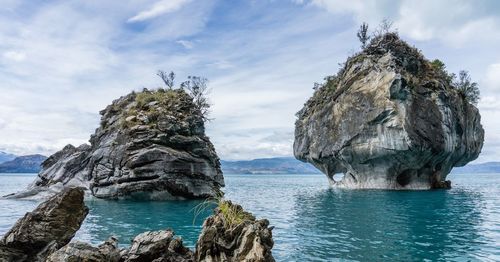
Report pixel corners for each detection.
[0,0,499,162]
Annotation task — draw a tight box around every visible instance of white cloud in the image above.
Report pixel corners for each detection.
[128,0,192,22]
[298,0,500,47]
[3,51,26,61]
[1,0,500,163]
[485,63,500,90]
[176,39,194,49]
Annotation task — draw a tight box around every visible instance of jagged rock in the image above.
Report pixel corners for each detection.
[195,201,275,262]
[1,191,274,261]
[10,89,224,200]
[0,187,88,261]
[46,237,121,262]
[294,33,484,189]
[122,229,193,262]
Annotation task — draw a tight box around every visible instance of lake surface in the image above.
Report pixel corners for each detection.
[1,173,499,261]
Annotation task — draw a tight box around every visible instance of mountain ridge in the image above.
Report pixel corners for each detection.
[0,154,48,173]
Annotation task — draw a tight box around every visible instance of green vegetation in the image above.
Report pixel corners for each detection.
[429,59,480,105]
[217,201,254,228]
[454,70,480,105]
[119,71,213,129]
[192,190,254,229]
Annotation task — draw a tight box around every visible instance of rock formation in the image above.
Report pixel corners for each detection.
[294,33,484,189]
[46,237,121,262]
[0,187,88,261]
[1,189,274,262]
[195,201,275,262]
[9,88,224,200]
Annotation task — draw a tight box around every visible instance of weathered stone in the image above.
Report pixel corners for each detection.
[122,229,193,262]
[46,237,121,262]
[0,187,88,261]
[195,201,275,262]
[294,33,484,189]
[10,89,224,200]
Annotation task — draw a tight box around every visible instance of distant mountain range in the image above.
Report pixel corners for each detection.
[221,157,321,174]
[451,162,500,174]
[0,154,47,173]
[0,151,17,164]
[0,152,498,175]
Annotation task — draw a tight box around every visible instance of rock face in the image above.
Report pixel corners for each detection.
[0,187,88,261]
[13,88,224,200]
[195,201,275,262]
[46,237,121,262]
[294,33,484,189]
[122,230,193,262]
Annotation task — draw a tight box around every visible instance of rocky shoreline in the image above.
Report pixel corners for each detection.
[0,188,275,262]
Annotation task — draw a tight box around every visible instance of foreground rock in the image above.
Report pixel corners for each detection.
[47,237,121,262]
[195,201,275,262]
[0,187,88,261]
[10,88,224,200]
[1,189,274,261]
[294,33,484,189]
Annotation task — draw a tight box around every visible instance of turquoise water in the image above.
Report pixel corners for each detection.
[1,173,499,261]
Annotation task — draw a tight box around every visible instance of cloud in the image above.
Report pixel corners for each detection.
[1,0,500,163]
[3,51,26,61]
[485,63,500,90]
[297,0,500,47]
[176,39,194,49]
[128,0,192,22]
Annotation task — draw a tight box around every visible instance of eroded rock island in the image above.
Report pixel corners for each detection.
[10,88,223,200]
[294,33,484,189]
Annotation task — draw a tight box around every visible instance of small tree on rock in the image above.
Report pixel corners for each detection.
[357,22,370,49]
[453,70,480,105]
[157,70,175,89]
[181,76,211,121]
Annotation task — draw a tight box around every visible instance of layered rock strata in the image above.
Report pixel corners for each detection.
[9,89,223,200]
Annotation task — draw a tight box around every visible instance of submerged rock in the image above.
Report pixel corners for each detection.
[195,201,275,262]
[10,88,223,200]
[294,33,484,189]
[0,187,88,261]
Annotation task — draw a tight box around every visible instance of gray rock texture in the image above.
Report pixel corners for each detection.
[294,33,484,189]
[0,187,88,261]
[11,88,223,200]
[46,237,121,262]
[195,201,275,262]
[122,229,193,262]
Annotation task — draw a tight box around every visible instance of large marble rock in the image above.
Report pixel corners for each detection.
[10,88,224,200]
[195,201,275,262]
[0,187,88,261]
[294,33,484,189]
